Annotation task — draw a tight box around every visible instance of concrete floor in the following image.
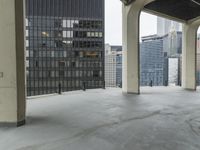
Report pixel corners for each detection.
[1,87,200,150]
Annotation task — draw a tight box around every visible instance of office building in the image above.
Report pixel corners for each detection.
[168,58,179,85]
[140,35,168,86]
[140,31,183,86]
[25,0,105,96]
[105,44,122,87]
[105,45,116,87]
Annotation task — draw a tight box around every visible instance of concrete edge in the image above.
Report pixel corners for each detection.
[183,88,197,91]
[0,119,25,127]
[122,91,140,95]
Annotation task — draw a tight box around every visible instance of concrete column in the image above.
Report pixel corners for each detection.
[182,23,198,90]
[0,0,26,126]
[122,4,141,94]
[122,0,154,94]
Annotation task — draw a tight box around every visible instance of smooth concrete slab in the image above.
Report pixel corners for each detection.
[1,87,200,150]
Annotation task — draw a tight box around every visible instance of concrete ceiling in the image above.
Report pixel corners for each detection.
[144,0,200,21]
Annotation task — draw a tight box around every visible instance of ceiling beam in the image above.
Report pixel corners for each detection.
[143,8,187,23]
[120,0,136,6]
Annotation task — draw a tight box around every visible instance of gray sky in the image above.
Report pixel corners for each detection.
[105,0,157,45]
[105,0,200,45]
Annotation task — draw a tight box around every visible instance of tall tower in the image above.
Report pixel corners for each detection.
[157,17,181,36]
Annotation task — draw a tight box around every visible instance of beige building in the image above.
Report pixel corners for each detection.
[105,44,117,87]
[105,44,123,87]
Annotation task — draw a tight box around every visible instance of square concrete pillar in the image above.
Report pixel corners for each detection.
[121,0,161,94]
[182,24,198,90]
[0,0,26,126]
[122,5,141,94]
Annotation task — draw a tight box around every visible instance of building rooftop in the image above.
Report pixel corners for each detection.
[1,87,200,150]
[141,31,183,42]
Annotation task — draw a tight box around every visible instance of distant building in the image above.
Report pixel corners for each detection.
[168,58,179,85]
[156,17,182,86]
[163,31,182,57]
[105,45,116,87]
[164,32,182,86]
[105,44,122,87]
[140,32,183,86]
[140,35,169,86]
[157,17,181,36]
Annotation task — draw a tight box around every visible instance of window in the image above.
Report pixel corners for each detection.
[87,32,91,37]
[62,20,67,28]
[71,61,76,67]
[25,18,29,26]
[26,40,29,47]
[59,71,64,77]
[54,31,62,37]
[59,61,65,67]
[84,52,99,58]
[91,32,95,37]
[41,42,47,48]
[99,32,103,37]
[54,20,62,28]
[79,52,84,58]
[35,61,38,67]
[41,31,49,37]
[95,32,99,37]
[93,71,100,78]
[51,51,54,57]
[63,31,73,38]
[75,51,79,57]
[26,30,29,37]
[55,40,63,48]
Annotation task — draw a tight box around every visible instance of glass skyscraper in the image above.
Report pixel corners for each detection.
[25,0,105,96]
[140,35,168,86]
[140,32,183,87]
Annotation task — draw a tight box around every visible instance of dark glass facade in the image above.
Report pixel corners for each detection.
[25,0,105,96]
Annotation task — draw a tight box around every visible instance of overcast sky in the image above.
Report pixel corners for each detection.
[105,0,157,45]
[105,0,200,45]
